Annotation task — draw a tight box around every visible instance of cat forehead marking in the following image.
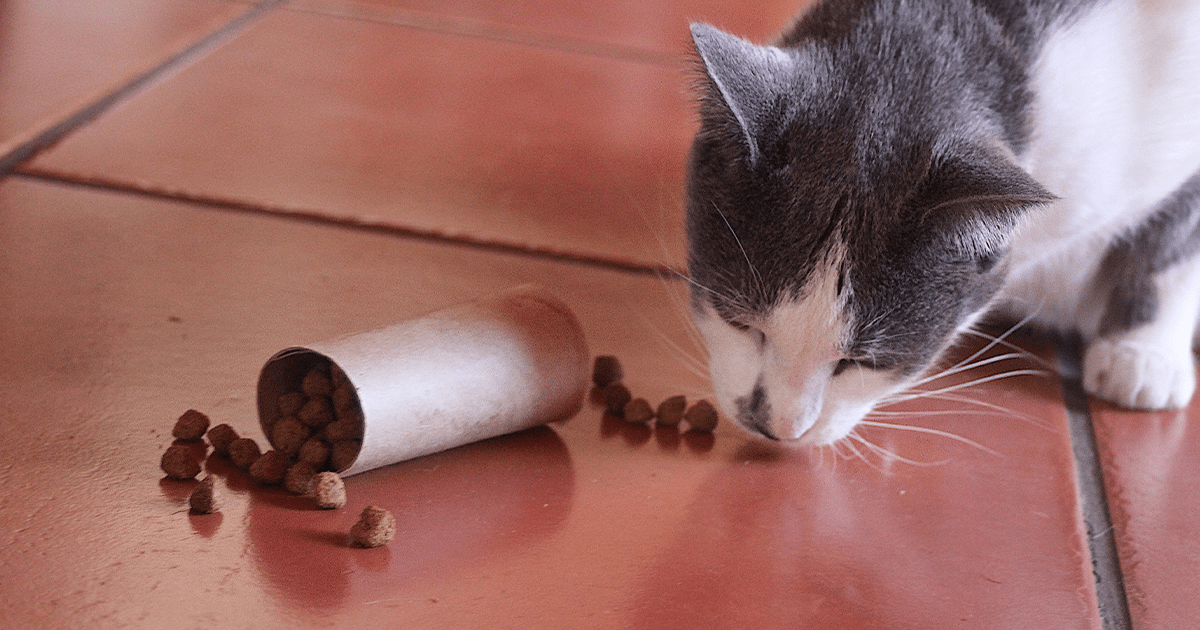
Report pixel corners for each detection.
[764,243,851,370]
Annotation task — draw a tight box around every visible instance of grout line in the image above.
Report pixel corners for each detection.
[13,167,683,279]
[0,0,287,176]
[1057,335,1134,630]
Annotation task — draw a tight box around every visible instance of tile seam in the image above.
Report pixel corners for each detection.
[11,167,682,279]
[0,0,287,176]
[1057,335,1134,630]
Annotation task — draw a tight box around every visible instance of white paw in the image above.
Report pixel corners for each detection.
[1083,339,1196,409]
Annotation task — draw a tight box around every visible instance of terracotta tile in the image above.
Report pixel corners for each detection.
[0,178,1099,628]
[28,9,698,271]
[0,0,249,153]
[291,0,809,61]
[1090,391,1200,629]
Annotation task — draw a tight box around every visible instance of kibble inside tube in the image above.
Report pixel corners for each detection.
[256,285,590,476]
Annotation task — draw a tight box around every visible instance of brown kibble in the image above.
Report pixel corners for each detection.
[161,444,201,480]
[302,368,334,399]
[603,382,632,415]
[323,417,362,443]
[684,399,719,432]
[284,462,318,495]
[172,409,210,441]
[329,440,360,472]
[206,423,239,455]
[271,416,311,455]
[298,397,334,427]
[228,438,262,470]
[331,365,351,390]
[278,392,305,417]
[249,450,291,485]
[656,395,687,426]
[331,384,357,414]
[311,471,347,509]
[592,355,623,388]
[349,504,396,548]
[623,398,654,424]
[297,437,331,469]
[189,475,222,514]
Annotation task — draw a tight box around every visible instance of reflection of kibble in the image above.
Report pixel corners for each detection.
[311,472,346,509]
[278,392,305,417]
[592,355,623,388]
[298,398,334,427]
[297,437,330,469]
[161,444,201,480]
[349,505,396,548]
[249,450,291,485]
[172,409,210,441]
[302,368,334,399]
[623,398,654,424]
[684,399,719,432]
[656,395,687,426]
[271,416,311,455]
[206,423,239,456]
[603,382,632,415]
[189,475,221,514]
[284,462,318,495]
[228,438,262,470]
[329,440,360,472]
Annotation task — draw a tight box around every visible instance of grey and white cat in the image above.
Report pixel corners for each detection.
[686,0,1200,444]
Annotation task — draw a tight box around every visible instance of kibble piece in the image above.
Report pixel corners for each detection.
[349,505,396,548]
[206,423,240,455]
[298,397,334,427]
[311,471,347,509]
[172,409,210,441]
[297,437,331,469]
[322,417,362,443]
[331,365,351,390]
[684,399,720,432]
[249,450,291,485]
[623,398,654,424]
[656,395,687,426]
[161,444,202,480]
[329,440,360,472]
[331,385,357,415]
[189,475,222,514]
[228,438,262,470]
[592,355,623,388]
[278,392,305,417]
[271,416,311,455]
[284,462,318,495]
[603,382,632,415]
[302,368,334,398]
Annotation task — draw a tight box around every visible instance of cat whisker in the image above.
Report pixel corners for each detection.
[847,431,950,467]
[883,368,1048,405]
[874,391,1054,431]
[908,351,1029,389]
[858,419,1003,457]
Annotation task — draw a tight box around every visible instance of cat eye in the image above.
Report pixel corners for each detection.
[729,320,766,348]
[833,358,880,376]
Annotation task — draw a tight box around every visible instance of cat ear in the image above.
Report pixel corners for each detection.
[691,23,794,164]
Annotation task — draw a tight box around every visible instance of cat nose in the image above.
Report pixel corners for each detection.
[736,381,779,440]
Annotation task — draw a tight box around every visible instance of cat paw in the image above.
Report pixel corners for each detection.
[1082,339,1196,409]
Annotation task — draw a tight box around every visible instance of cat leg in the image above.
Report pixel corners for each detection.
[1082,170,1200,409]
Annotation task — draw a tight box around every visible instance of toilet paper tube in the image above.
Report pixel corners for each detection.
[256,284,590,477]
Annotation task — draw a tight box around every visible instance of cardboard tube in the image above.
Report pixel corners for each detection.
[256,285,589,476]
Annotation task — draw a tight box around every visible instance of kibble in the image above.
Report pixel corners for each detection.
[284,462,318,495]
[228,438,262,470]
[298,397,334,427]
[331,385,357,414]
[189,475,222,514]
[297,437,331,469]
[684,399,719,432]
[206,423,240,456]
[271,416,311,455]
[603,382,632,415]
[331,365,350,390]
[311,471,347,509]
[329,440,360,472]
[302,368,334,399]
[349,505,396,548]
[623,398,654,424]
[172,409,210,441]
[278,392,305,417]
[656,395,687,426]
[249,450,291,485]
[322,417,362,443]
[160,444,202,480]
[592,355,623,388]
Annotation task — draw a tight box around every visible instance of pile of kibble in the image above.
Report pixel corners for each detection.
[159,363,394,548]
[591,355,719,432]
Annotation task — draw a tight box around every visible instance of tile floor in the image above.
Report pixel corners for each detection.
[0,1,1193,628]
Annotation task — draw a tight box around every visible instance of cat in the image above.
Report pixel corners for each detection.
[685,0,1200,445]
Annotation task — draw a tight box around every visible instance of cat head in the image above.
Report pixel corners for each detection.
[685,22,1054,445]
